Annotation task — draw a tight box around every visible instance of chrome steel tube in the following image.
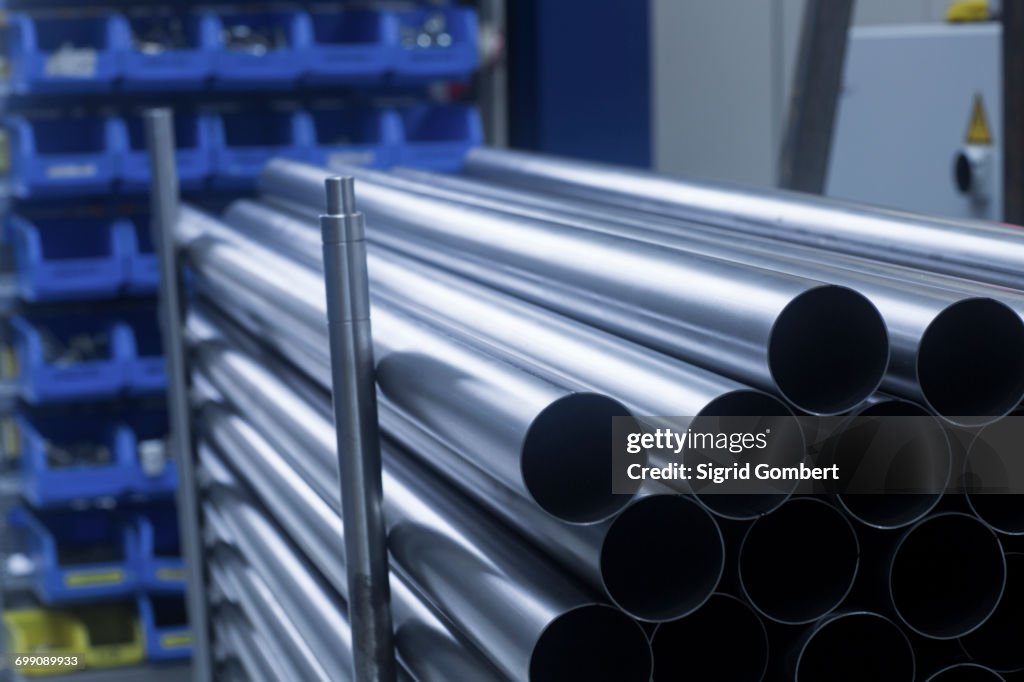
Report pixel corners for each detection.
[959,553,1024,673]
[353,169,1024,425]
[193,326,722,624]
[925,664,1006,681]
[221,198,806,518]
[197,390,651,680]
[738,497,859,624]
[889,513,1006,639]
[178,206,633,524]
[463,146,1024,291]
[212,606,294,682]
[649,593,768,681]
[790,612,915,682]
[825,398,951,529]
[258,160,889,415]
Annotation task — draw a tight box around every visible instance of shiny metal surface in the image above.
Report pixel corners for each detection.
[211,606,292,682]
[463,146,1024,291]
[178,206,633,524]
[348,169,1024,425]
[258,159,890,415]
[320,175,396,682]
[196,384,652,681]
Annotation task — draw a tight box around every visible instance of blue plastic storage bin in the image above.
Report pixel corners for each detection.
[117,216,159,294]
[128,412,175,497]
[211,109,313,188]
[397,105,482,171]
[7,214,126,302]
[122,113,213,192]
[10,314,131,404]
[16,413,135,507]
[392,6,478,82]
[308,108,400,170]
[213,10,311,87]
[305,9,396,82]
[133,507,182,592]
[5,116,124,198]
[138,595,191,661]
[4,13,123,94]
[9,506,138,604]
[119,12,219,90]
[122,313,165,394]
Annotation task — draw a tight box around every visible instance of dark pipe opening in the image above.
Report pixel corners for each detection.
[769,285,888,415]
[890,513,1006,639]
[739,498,859,624]
[796,613,915,682]
[918,299,1024,425]
[530,604,652,682]
[523,393,636,524]
[960,553,1024,673]
[650,593,768,681]
[688,390,805,519]
[927,664,1005,681]
[967,413,1024,534]
[833,399,950,529]
[600,495,723,621]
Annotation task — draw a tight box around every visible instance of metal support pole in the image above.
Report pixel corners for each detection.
[778,0,855,193]
[320,176,397,682]
[144,108,212,682]
[1003,0,1024,223]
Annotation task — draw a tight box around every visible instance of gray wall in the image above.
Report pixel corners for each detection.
[651,0,955,187]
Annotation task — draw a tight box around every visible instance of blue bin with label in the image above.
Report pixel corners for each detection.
[305,9,396,83]
[16,413,136,507]
[138,595,191,661]
[133,507,183,593]
[5,115,124,198]
[4,13,124,94]
[122,312,165,395]
[116,216,159,294]
[397,105,482,171]
[8,214,127,302]
[119,12,219,90]
[10,506,138,604]
[212,10,311,88]
[211,109,313,188]
[122,113,213,192]
[10,314,131,404]
[392,6,478,82]
[309,107,400,171]
[128,412,175,497]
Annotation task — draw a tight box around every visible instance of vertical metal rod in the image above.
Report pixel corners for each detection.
[144,108,212,682]
[320,176,397,682]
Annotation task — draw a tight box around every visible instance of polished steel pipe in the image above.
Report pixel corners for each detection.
[790,612,915,681]
[738,497,859,624]
[825,398,951,529]
[959,553,1024,673]
[889,513,1006,639]
[925,664,1007,681]
[649,593,768,681]
[178,206,633,524]
[196,381,651,681]
[221,198,805,519]
[463,146,1024,291]
[258,160,890,415]
[362,168,1024,425]
[211,605,294,682]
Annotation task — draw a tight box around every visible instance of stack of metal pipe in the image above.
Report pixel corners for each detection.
[181,147,1024,681]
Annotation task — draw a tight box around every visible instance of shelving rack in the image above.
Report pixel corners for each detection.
[0,1,493,679]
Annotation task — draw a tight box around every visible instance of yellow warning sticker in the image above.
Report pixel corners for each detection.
[966,93,993,145]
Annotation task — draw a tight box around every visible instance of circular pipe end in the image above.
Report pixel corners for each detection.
[927,664,1005,682]
[530,604,652,682]
[796,612,915,682]
[918,298,1024,426]
[769,285,888,415]
[522,393,636,524]
[600,495,723,621]
[959,553,1024,673]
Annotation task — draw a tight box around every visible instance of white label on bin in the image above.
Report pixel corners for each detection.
[45,47,97,77]
[46,163,97,179]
